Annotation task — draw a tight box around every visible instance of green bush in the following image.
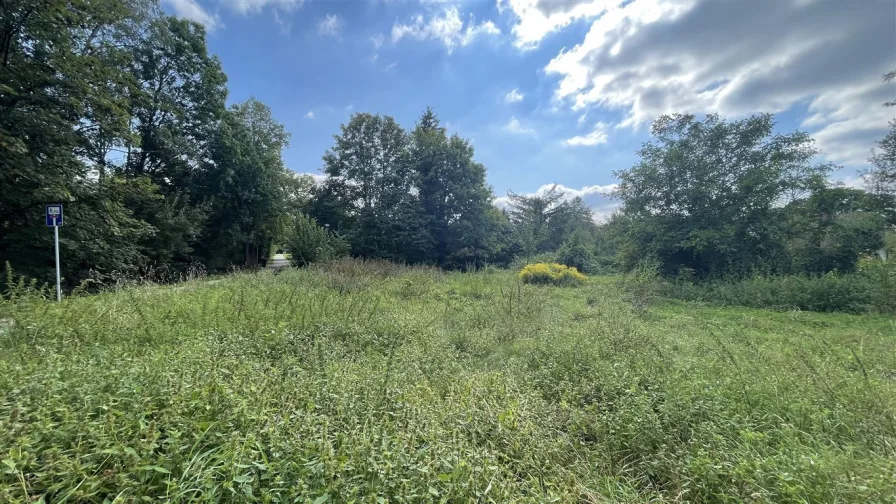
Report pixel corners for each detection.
[285,214,349,267]
[519,262,587,286]
[660,258,896,313]
[555,231,596,274]
[617,258,663,311]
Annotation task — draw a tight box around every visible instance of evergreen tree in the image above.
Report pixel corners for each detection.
[548,196,597,251]
[506,186,566,259]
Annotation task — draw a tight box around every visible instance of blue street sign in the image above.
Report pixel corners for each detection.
[46,204,63,227]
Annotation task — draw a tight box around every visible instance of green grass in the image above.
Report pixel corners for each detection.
[656,262,896,314]
[1,259,895,502]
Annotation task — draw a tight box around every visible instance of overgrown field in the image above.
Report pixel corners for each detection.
[1,260,895,502]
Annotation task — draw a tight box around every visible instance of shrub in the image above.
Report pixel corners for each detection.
[555,231,596,274]
[2,262,52,302]
[285,214,349,267]
[617,258,662,311]
[519,263,587,286]
[659,258,896,314]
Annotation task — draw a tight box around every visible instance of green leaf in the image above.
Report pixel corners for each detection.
[140,465,170,474]
[233,474,252,484]
[312,494,330,504]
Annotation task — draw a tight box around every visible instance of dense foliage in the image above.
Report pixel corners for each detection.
[606,112,895,286]
[2,262,894,502]
[613,113,827,278]
[0,0,302,288]
[656,258,896,314]
[285,214,348,267]
[310,109,505,269]
[3,0,892,304]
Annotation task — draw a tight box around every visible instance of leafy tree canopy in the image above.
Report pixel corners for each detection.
[614,113,833,278]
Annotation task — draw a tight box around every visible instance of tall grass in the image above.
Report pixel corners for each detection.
[659,259,896,314]
[1,259,894,502]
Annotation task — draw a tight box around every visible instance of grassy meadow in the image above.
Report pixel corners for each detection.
[1,259,895,502]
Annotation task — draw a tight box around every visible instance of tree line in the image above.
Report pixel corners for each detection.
[302,108,599,269]
[2,0,308,287]
[609,110,896,279]
[0,0,600,288]
[303,105,896,281]
[2,0,894,291]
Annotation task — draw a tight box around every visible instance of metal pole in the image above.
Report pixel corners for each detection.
[54,221,61,302]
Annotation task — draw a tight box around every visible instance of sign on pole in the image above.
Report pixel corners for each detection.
[46,204,63,227]
[45,205,63,302]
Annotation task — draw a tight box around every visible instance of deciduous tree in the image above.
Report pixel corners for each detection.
[614,113,831,278]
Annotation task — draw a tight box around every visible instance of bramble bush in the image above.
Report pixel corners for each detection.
[519,263,587,286]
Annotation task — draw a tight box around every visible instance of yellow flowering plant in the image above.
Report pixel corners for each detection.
[519,263,587,286]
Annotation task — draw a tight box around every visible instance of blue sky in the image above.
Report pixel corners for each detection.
[163,0,895,217]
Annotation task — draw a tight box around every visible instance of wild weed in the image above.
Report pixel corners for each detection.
[1,259,894,502]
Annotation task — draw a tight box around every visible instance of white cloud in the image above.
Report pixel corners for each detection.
[494,183,620,221]
[318,14,344,36]
[800,81,894,165]
[564,122,608,146]
[504,116,535,135]
[392,7,501,53]
[539,0,894,167]
[492,195,511,208]
[273,10,291,35]
[385,61,398,71]
[222,0,303,35]
[500,0,617,50]
[504,88,525,103]
[477,21,502,37]
[370,34,385,49]
[229,0,302,15]
[830,174,866,190]
[305,111,315,119]
[298,172,327,186]
[577,112,588,126]
[162,0,220,31]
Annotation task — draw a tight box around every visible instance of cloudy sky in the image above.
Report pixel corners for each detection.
[164,0,895,217]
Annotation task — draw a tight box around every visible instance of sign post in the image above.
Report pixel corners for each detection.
[45,205,63,302]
